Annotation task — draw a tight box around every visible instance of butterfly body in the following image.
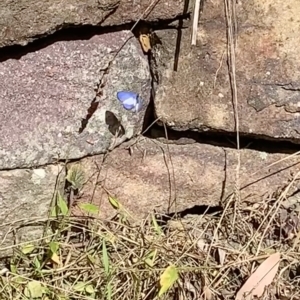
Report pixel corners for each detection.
[117,91,142,113]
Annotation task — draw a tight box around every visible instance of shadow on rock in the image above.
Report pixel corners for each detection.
[156,205,223,227]
[105,110,125,137]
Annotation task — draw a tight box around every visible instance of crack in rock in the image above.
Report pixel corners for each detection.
[79,35,135,133]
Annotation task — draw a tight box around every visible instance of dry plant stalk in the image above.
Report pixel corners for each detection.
[191,0,201,45]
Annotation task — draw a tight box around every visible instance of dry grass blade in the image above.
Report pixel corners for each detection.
[191,0,201,45]
[224,0,240,239]
[1,191,300,300]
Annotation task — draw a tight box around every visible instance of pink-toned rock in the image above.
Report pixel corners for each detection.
[0,0,190,48]
[153,0,300,142]
[71,138,300,219]
[0,31,151,169]
[1,138,299,255]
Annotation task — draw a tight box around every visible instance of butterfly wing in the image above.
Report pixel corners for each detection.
[117,91,138,111]
[134,95,143,112]
[117,91,138,103]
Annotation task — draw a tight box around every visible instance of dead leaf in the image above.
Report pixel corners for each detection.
[197,239,208,252]
[139,33,151,53]
[235,252,280,300]
[203,286,213,300]
[200,274,213,300]
[218,248,226,266]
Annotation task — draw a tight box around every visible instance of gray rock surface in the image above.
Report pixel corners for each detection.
[0,30,151,169]
[0,0,190,48]
[0,164,64,257]
[153,0,300,141]
[71,138,300,219]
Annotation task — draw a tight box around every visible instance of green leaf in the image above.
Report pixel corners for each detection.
[49,241,59,254]
[152,214,163,236]
[102,239,110,275]
[33,256,41,270]
[57,191,69,216]
[144,249,157,267]
[24,280,44,298]
[66,164,85,190]
[50,252,61,265]
[50,206,57,217]
[87,254,96,265]
[106,282,112,300]
[21,244,35,254]
[85,284,95,294]
[73,282,86,292]
[108,196,121,210]
[79,203,99,215]
[10,261,17,274]
[159,265,179,297]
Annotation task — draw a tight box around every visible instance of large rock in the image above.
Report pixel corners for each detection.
[0,164,64,257]
[71,138,300,219]
[0,31,151,169]
[1,138,299,254]
[0,0,190,48]
[153,0,300,142]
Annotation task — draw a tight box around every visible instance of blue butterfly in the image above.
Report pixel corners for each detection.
[117,91,143,113]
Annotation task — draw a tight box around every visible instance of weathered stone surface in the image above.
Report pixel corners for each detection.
[0,31,151,169]
[0,164,64,257]
[71,138,300,219]
[153,0,300,142]
[1,138,299,252]
[0,0,190,48]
